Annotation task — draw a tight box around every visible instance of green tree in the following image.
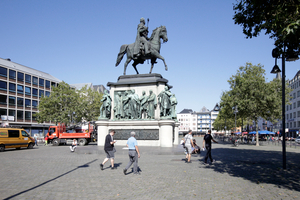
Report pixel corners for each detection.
[219,63,291,146]
[36,82,103,125]
[233,0,300,54]
[76,85,103,122]
[36,81,79,125]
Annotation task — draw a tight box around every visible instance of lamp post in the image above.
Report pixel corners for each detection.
[271,46,299,169]
[233,106,238,134]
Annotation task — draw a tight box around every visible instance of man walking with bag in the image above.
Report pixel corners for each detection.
[203,129,218,164]
[123,131,141,175]
[100,130,116,170]
[184,130,194,163]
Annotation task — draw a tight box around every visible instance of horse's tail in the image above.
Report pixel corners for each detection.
[115,44,128,66]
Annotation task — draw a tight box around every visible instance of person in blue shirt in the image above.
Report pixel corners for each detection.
[123,132,141,175]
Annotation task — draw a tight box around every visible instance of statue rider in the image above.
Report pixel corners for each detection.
[133,17,150,59]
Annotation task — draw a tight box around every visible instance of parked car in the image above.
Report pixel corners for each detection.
[295,137,300,144]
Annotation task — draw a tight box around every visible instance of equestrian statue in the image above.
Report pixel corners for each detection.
[115,18,168,75]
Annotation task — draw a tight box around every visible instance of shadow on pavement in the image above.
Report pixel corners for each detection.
[3,159,98,200]
[201,147,300,192]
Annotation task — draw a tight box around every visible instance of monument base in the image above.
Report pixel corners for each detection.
[96,120,179,147]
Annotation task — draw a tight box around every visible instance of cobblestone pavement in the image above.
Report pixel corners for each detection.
[0,138,300,200]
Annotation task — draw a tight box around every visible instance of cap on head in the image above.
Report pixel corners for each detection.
[140,17,145,22]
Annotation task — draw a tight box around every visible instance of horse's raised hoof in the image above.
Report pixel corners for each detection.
[165,66,168,71]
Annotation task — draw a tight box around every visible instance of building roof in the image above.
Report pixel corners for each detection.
[93,85,108,93]
[69,83,93,90]
[0,57,61,82]
[179,109,193,114]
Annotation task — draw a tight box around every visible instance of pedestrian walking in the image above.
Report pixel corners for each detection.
[123,131,140,175]
[34,134,38,146]
[100,130,116,170]
[70,139,77,152]
[184,130,194,163]
[203,129,218,164]
[44,135,48,146]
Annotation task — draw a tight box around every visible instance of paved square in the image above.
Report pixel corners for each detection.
[0,138,299,200]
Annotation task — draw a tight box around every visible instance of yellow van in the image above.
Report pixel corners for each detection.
[0,128,35,151]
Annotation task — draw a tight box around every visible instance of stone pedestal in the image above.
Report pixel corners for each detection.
[97,74,178,147]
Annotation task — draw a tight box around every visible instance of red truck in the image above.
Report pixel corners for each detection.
[47,122,97,146]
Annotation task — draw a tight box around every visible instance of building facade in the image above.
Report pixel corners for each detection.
[177,104,220,134]
[285,70,300,138]
[0,58,61,137]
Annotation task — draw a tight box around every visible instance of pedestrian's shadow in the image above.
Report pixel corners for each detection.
[125,167,142,175]
[103,162,122,170]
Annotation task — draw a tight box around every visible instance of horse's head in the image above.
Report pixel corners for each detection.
[159,26,168,43]
[149,26,168,43]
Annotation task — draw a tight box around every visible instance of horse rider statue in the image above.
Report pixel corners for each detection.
[133,17,150,59]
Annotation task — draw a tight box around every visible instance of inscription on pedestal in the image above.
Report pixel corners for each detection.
[110,129,159,140]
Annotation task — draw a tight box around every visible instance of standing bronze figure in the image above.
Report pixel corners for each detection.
[116,18,168,75]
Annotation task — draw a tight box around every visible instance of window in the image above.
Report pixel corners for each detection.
[0,67,7,77]
[294,102,296,109]
[46,80,50,88]
[45,91,50,97]
[39,78,44,87]
[17,110,23,119]
[32,100,38,108]
[39,90,44,97]
[33,76,38,85]
[294,112,296,118]
[8,130,19,138]
[9,96,15,106]
[25,74,31,83]
[32,88,38,96]
[298,111,300,117]
[25,111,31,120]
[0,95,7,105]
[298,90,300,97]
[25,87,31,95]
[17,72,24,82]
[0,108,7,116]
[8,83,15,92]
[17,85,23,94]
[0,81,7,91]
[25,99,31,107]
[9,110,15,118]
[290,113,292,119]
[32,112,36,120]
[294,93,296,99]
[9,70,16,79]
[17,98,23,107]
[22,130,29,137]
[51,82,56,88]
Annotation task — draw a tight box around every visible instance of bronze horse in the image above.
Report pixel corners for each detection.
[115,26,168,75]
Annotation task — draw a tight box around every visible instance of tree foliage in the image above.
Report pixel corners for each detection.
[233,0,300,54]
[36,82,103,125]
[214,63,291,144]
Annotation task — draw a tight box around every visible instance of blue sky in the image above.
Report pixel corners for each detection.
[1,0,299,113]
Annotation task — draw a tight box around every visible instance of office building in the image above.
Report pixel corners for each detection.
[0,58,61,136]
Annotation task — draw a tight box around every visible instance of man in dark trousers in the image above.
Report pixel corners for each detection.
[100,130,116,170]
[123,131,141,175]
[202,129,218,164]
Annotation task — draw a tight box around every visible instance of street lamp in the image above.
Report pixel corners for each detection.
[233,106,238,134]
[271,46,299,169]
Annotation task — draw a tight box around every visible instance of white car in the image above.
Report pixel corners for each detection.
[296,137,300,144]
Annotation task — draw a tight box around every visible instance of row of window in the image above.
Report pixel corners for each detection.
[286,121,300,129]
[0,66,53,88]
[0,81,50,97]
[0,95,38,108]
[0,108,36,120]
